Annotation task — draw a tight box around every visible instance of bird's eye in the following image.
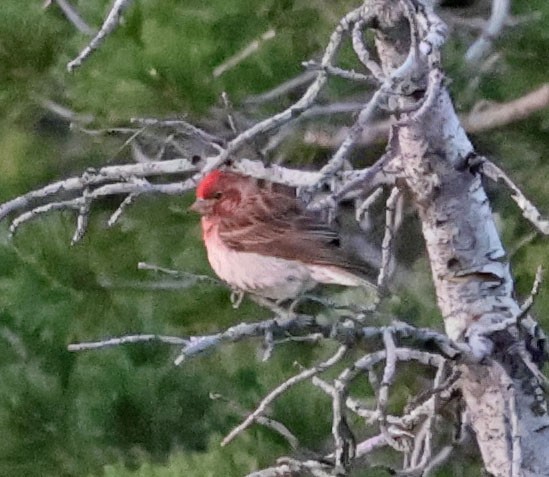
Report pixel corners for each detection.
[213,191,223,199]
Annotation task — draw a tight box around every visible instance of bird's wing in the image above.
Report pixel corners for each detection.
[217,191,374,278]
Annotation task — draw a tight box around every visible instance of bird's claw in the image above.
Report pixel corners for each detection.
[230,290,245,308]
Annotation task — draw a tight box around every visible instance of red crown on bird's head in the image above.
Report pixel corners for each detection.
[196,170,223,199]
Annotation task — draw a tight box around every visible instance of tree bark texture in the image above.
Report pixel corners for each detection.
[369,1,549,475]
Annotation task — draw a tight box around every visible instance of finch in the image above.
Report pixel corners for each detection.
[190,170,377,301]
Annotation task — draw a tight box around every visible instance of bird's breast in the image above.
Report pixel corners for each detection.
[201,217,216,239]
[202,225,316,300]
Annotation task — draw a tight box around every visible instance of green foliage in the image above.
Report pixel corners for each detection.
[0,0,547,476]
[101,433,287,477]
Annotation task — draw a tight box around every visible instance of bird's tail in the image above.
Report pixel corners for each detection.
[307,264,377,293]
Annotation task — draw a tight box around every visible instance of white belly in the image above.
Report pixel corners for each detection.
[205,230,316,300]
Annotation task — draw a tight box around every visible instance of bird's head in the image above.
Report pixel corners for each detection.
[190,170,255,216]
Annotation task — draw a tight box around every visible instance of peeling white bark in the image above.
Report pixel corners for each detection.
[397,88,515,345]
[369,1,549,475]
[3,1,548,475]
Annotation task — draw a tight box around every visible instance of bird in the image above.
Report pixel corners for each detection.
[190,170,377,301]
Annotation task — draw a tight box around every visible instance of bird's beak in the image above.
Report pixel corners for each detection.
[189,198,213,215]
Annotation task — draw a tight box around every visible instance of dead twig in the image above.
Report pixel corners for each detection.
[68,0,134,72]
[221,345,348,447]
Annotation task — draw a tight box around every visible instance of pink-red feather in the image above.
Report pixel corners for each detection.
[192,171,378,300]
[196,170,223,199]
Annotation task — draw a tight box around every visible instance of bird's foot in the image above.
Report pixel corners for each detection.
[288,296,306,316]
[249,295,291,319]
[230,289,245,308]
[301,294,376,315]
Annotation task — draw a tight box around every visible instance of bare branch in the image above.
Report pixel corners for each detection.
[377,187,402,289]
[482,159,549,235]
[303,60,377,84]
[246,458,332,477]
[0,158,195,220]
[465,0,510,63]
[2,157,385,237]
[107,193,141,227]
[8,198,84,237]
[243,71,316,106]
[137,262,221,285]
[314,86,387,183]
[38,98,94,124]
[422,445,455,477]
[520,265,544,316]
[408,362,447,471]
[71,188,92,244]
[355,434,387,458]
[508,380,522,477]
[331,378,355,473]
[47,0,94,35]
[351,19,385,81]
[312,376,378,423]
[304,83,549,148]
[68,315,314,355]
[355,187,384,222]
[462,83,549,133]
[377,330,403,451]
[67,0,133,72]
[130,117,224,147]
[210,393,299,449]
[68,334,189,351]
[310,151,396,213]
[205,6,371,173]
[221,345,348,447]
[443,10,542,32]
[213,29,276,78]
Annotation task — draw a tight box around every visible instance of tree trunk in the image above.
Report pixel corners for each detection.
[371,1,549,475]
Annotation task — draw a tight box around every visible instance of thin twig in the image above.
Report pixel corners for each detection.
[244,71,316,105]
[304,83,549,148]
[210,393,299,449]
[377,187,402,289]
[221,345,348,446]
[508,381,522,477]
[71,188,92,244]
[465,0,510,63]
[482,159,549,235]
[68,314,319,358]
[107,193,141,226]
[355,187,384,222]
[0,158,196,220]
[221,92,238,135]
[331,378,355,473]
[68,0,134,72]
[204,7,369,173]
[351,19,385,81]
[302,60,377,84]
[246,458,332,477]
[9,198,84,237]
[49,0,94,35]
[213,29,276,78]
[520,265,544,317]
[422,445,455,477]
[38,98,95,124]
[130,117,224,146]
[137,262,221,285]
[377,330,403,451]
[68,334,189,351]
[355,434,387,458]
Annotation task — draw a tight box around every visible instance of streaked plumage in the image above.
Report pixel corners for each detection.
[191,170,376,300]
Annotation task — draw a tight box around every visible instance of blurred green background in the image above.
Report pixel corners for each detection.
[0,1,547,476]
